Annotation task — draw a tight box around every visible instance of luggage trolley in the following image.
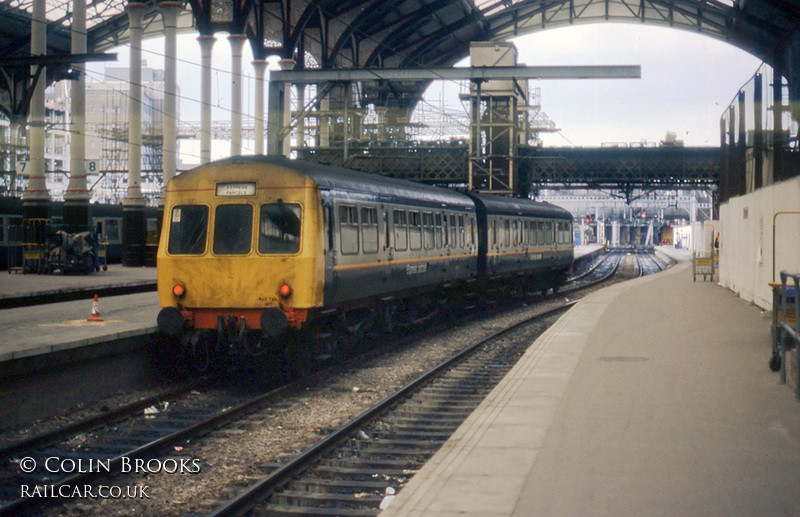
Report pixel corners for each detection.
[769,272,799,382]
[692,250,714,282]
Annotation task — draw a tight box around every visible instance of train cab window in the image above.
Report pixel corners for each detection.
[339,205,359,255]
[408,211,421,250]
[361,206,379,254]
[393,209,408,251]
[214,204,253,255]
[259,203,302,254]
[168,205,209,255]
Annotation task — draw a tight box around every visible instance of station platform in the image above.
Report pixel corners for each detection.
[0,265,158,368]
[381,248,800,516]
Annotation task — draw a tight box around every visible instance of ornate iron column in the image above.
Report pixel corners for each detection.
[198,35,216,164]
[123,2,147,266]
[253,59,267,155]
[65,0,89,231]
[229,34,246,156]
[24,0,49,221]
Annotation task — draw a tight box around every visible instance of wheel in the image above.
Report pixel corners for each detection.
[769,354,781,372]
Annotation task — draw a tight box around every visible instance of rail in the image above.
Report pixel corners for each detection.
[775,272,800,397]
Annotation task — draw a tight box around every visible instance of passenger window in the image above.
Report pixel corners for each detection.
[103,218,122,243]
[504,219,511,247]
[422,212,434,250]
[146,218,159,246]
[523,221,530,245]
[394,209,408,251]
[544,221,553,245]
[449,215,457,249]
[409,211,422,250]
[537,221,545,245]
[361,206,379,254]
[434,213,443,249]
[259,203,302,254]
[340,205,359,255]
[213,204,253,255]
[168,205,208,255]
[458,215,465,248]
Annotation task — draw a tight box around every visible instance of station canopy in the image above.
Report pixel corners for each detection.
[1,0,799,108]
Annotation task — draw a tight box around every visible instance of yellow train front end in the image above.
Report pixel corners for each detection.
[156,159,324,347]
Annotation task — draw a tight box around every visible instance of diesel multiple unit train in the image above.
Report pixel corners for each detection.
[156,156,574,364]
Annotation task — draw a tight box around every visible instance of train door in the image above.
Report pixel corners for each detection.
[321,193,337,304]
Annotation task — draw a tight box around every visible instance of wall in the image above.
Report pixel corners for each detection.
[719,175,800,310]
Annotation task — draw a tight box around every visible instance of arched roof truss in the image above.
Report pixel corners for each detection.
[0,0,799,113]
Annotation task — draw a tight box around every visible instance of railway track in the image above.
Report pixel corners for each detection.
[634,250,666,277]
[207,301,578,517]
[0,376,298,516]
[0,251,654,515]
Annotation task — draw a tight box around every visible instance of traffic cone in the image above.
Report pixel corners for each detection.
[87,294,104,322]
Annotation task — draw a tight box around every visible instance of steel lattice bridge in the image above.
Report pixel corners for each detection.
[298,145,719,198]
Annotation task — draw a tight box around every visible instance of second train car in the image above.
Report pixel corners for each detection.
[156,156,573,364]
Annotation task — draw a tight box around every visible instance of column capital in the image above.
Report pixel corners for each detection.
[228,33,247,54]
[158,1,183,26]
[278,59,296,71]
[125,2,148,27]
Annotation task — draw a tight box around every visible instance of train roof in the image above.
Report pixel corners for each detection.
[467,191,573,220]
[195,155,476,210]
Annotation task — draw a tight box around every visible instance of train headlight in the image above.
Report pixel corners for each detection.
[172,283,186,298]
[279,283,292,298]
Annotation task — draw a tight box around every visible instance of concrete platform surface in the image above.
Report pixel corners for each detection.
[0,266,157,362]
[0,292,159,363]
[381,260,800,516]
[1,264,155,298]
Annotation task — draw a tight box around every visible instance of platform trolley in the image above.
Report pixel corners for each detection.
[692,250,715,282]
[769,273,800,387]
[96,239,108,271]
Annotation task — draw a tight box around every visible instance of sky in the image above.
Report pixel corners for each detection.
[86,22,763,150]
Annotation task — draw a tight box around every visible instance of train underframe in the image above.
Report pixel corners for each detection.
[169,266,570,373]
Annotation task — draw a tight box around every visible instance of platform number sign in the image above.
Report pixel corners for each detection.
[86,160,99,174]
[15,159,28,176]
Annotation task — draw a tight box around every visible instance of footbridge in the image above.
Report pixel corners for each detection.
[300,145,720,198]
